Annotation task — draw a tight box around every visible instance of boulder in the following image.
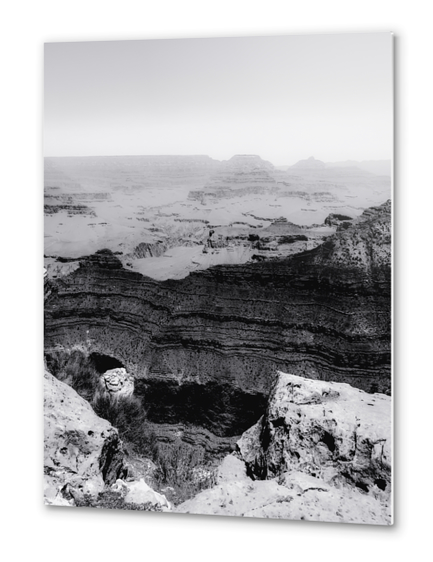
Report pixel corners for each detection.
[98,367,134,399]
[237,372,391,493]
[44,371,124,505]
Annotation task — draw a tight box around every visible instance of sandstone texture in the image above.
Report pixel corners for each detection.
[175,372,392,525]
[44,370,124,505]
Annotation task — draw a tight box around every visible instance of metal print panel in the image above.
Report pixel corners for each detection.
[43,33,393,524]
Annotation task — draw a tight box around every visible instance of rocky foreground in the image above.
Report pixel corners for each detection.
[44,370,124,505]
[45,368,391,524]
[44,370,171,509]
[176,372,392,525]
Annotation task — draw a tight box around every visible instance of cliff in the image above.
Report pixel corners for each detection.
[44,201,391,440]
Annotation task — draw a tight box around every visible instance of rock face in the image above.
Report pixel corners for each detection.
[44,371,125,505]
[176,372,392,525]
[45,201,391,441]
[237,372,391,493]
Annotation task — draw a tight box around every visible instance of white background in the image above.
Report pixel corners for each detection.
[1,1,430,560]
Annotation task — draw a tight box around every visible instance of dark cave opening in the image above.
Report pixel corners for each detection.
[89,352,124,374]
[44,348,125,403]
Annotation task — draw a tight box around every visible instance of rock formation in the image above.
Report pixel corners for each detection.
[44,369,174,510]
[237,372,391,491]
[44,201,390,450]
[44,370,124,505]
[97,368,134,399]
[188,154,277,202]
[175,371,391,524]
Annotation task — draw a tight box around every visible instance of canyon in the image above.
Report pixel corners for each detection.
[44,154,390,278]
[45,199,391,453]
[44,153,392,522]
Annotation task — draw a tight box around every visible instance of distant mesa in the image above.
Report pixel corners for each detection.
[224,154,275,171]
[188,155,277,202]
[290,156,326,170]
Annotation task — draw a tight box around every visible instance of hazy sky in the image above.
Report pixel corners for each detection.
[44,33,393,165]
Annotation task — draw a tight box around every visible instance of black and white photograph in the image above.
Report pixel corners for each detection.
[43,32,393,525]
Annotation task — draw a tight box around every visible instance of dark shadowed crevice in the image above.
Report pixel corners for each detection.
[89,352,124,374]
[321,430,336,452]
[134,378,268,438]
[375,478,387,491]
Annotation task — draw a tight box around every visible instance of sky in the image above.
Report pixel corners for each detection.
[44,33,393,166]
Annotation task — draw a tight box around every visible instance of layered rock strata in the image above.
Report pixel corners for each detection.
[45,202,391,441]
[188,154,277,202]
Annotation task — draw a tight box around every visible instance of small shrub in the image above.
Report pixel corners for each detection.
[45,348,99,402]
[92,394,150,452]
[152,441,217,505]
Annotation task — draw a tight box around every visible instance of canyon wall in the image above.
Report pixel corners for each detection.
[44,201,391,438]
